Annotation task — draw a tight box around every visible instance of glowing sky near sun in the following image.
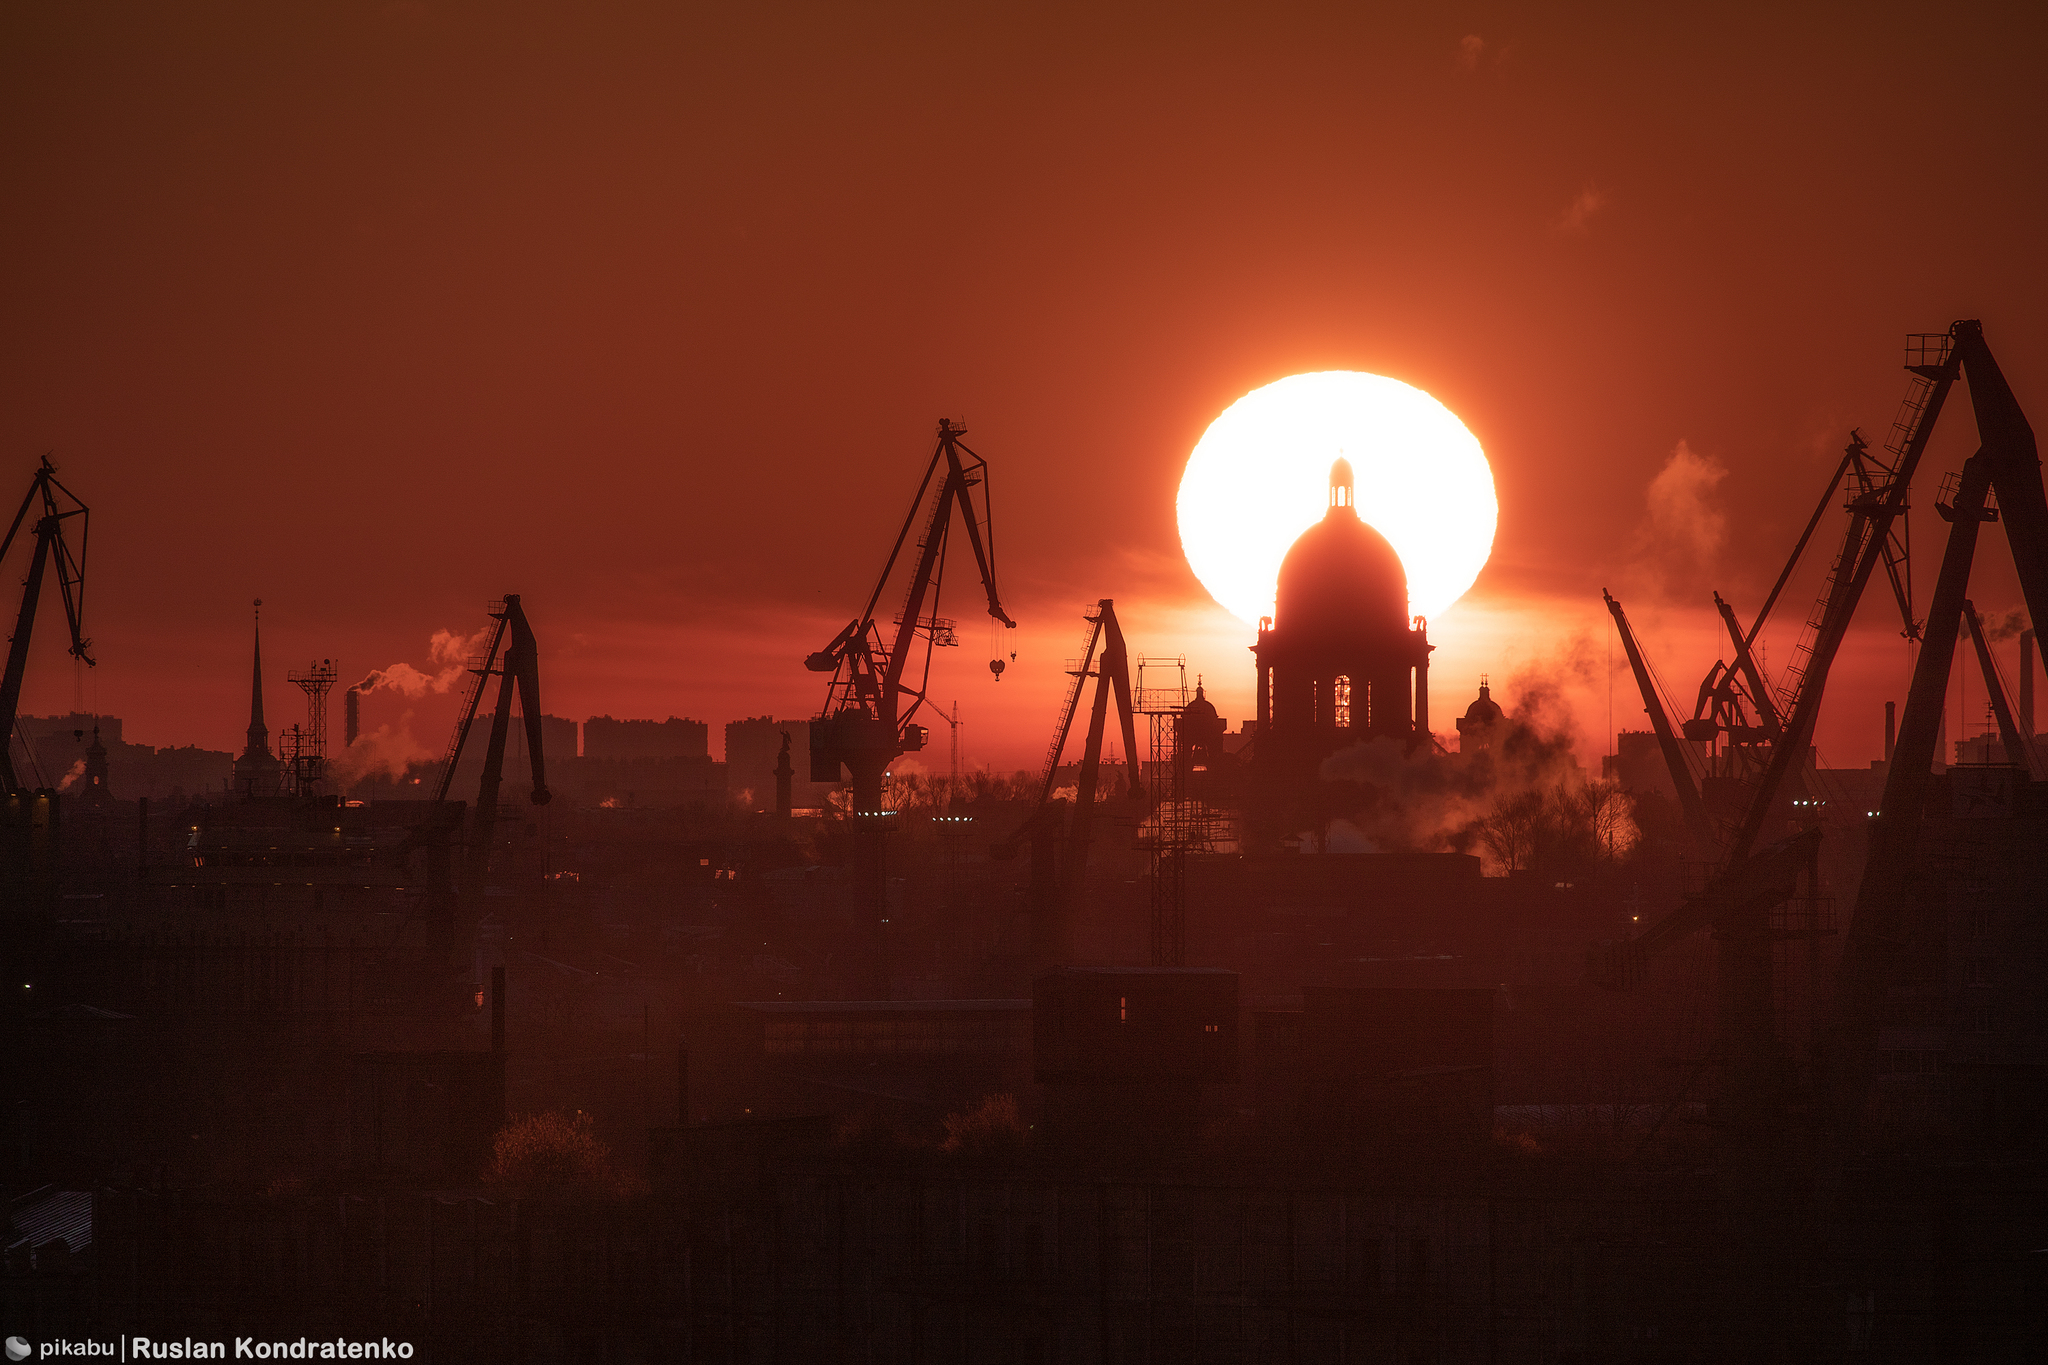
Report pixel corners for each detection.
[1176,372,1498,625]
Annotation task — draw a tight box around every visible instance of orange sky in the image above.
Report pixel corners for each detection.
[4,2,2044,776]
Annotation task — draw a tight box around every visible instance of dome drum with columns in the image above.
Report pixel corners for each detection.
[1252,460,1433,785]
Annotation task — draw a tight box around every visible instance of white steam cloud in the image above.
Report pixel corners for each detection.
[352,625,494,697]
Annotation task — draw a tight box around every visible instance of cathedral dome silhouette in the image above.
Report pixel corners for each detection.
[1273,458,1409,637]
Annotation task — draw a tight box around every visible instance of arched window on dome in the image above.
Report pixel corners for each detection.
[1333,676,1351,728]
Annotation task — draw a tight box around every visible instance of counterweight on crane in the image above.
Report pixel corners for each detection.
[1,458,93,794]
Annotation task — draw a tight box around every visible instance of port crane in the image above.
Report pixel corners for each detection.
[432,595,551,909]
[1604,426,1932,863]
[1594,321,2048,1168]
[1582,321,2048,1336]
[1,458,93,794]
[999,598,1144,962]
[1596,328,1962,982]
[806,418,1015,814]
[806,419,1014,995]
[1836,319,2048,1131]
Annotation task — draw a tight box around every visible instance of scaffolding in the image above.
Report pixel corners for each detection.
[1134,656,1229,967]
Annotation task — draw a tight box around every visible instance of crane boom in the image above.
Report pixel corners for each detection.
[1713,593,1783,740]
[1962,599,2034,774]
[462,595,551,907]
[425,597,551,913]
[1720,348,1959,868]
[1,458,93,793]
[1002,599,1144,966]
[1602,591,1715,856]
[433,616,507,805]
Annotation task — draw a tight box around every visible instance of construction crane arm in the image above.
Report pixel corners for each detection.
[1837,319,2044,1133]
[506,596,551,805]
[1602,591,1716,855]
[943,439,1015,630]
[1962,600,2035,774]
[1722,361,1961,867]
[1713,594,1784,739]
[431,617,507,805]
[1,459,93,793]
[1957,320,2048,639]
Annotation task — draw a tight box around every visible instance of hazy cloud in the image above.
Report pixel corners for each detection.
[1980,607,2032,643]
[1639,440,1728,569]
[1554,186,1609,235]
[333,714,434,782]
[1318,662,1600,870]
[1458,35,1485,71]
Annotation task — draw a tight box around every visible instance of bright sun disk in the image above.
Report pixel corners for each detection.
[1177,371,1497,625]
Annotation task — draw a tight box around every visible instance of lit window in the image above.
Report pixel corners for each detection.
[1333,676,1351,728]
[1118,996,1127,1023]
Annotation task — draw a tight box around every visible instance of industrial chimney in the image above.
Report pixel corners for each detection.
[345,687,361,747]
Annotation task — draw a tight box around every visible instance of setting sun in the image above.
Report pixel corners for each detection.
[1177,371,1498,624]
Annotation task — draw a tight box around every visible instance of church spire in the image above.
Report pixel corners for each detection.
[233,598,282,799]
[246,598,269,757]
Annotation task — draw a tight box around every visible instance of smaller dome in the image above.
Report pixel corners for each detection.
[1180,683,1225,743]
[1456,678,1505,735]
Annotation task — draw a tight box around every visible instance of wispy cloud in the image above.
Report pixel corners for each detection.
[1627,440,1729,598]
[1554,185,1609,235]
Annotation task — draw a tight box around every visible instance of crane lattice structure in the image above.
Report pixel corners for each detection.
[283,659,339,795]
[2,457,93,795]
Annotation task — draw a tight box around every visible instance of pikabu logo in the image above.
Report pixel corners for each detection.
[18,1344,116,1360]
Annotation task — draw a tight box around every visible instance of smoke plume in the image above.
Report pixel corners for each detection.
[56,758,86,791]
[331,714,434,784]
[353,625,494,697]
[1318,668,1632,873]
[1980,607,2031,643]
[1642,440,1727,563]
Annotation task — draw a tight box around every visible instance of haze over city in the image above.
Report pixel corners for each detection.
[6,3,2041,773]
